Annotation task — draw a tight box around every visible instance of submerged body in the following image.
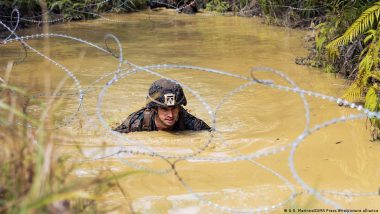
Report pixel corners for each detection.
[114,106,210,133]
[114,78,210,133]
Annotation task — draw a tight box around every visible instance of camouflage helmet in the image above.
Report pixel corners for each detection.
[146,79,187,108]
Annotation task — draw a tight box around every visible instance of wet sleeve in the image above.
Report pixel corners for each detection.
[113,111,144,133]
[183,111,211,131]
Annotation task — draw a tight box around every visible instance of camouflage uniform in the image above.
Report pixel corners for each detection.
[113,106,210,133]
[114,79,211,133]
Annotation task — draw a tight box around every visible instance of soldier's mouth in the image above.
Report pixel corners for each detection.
[165,119,175,125]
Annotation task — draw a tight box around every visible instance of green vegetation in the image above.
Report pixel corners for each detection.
[2,1,379,213]
[252,1,380,139]
[204,0,380,139]
[314,1,380,139]
[0,63,136,213]
[0,0,147,26]
[256,0,325,27]
[206,0,229,13]
[1,1,379,138]
[326,2,380,102]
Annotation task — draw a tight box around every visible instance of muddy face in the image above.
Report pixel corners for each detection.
[156,106,180,129]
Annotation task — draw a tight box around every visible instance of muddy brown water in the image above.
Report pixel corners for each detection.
[1,10,380,213]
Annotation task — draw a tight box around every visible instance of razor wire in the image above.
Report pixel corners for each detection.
[135,65,378,211]
[73,62,380,210]
[2,31,125,129]
[182,77,300,213]
[94,58,380,212]
[0,1,119,25]
[2,10,380,214]
[0,0,231,27]
[0,12,85,129]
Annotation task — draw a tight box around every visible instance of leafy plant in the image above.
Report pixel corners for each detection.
[206,0,229,13]
[326,2,380,139]
[49,0,87,21]
[364,83,380,139]
[0,66,137,213]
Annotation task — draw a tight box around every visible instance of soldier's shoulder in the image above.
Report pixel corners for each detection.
[129,108,146,121]
[128,108,148,129]
[114,108,146,133]
[179,108,210,131]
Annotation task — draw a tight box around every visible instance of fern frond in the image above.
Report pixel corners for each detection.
[364,78,380,132]
[365,84,379,112]
[315,22,327,30]
[360,45,370,59]
[364,29,376,44]
[372,30,380,68]
[327,2,380,50]
[367,70,380,82]
[342,82,364,102]
[315,35,326,51]
[328,45,340,61]
[362,68,375,86]
[359,54,374,82]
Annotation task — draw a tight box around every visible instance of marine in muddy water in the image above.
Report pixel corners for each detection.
[114,78,211,133]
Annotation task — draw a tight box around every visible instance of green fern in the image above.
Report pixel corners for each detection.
[326,2,380,55]
[364,84,380,139]
[331,2,380,102]
[329,2,380,139]
[331,2,380,44]
[206,0,230,13]
[342,82,363,101]
[342,33,380,102]
[324,63,336,73]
